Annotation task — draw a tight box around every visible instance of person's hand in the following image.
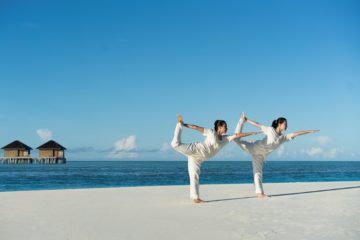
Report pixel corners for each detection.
[310,129,320,133]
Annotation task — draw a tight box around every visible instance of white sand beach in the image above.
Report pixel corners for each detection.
[1,181,359,240]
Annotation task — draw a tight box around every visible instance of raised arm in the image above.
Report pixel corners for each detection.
[183,123,205,134]
[288,130,320,139]
[242,112,262,129]
[178,115,204,134]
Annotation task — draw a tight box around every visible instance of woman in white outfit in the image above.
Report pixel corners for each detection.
[171,115,259,203]
[234,112,319,198]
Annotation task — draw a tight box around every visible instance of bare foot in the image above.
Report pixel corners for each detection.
[177,115,183,124]
[241,112,246,122]
[192,198,205,204]
[257,193,271,199]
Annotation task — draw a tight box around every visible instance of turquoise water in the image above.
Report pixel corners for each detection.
[0,161,359,192]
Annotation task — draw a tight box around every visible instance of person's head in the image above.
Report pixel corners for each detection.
[214,120,228,134]
[272,117,287,132]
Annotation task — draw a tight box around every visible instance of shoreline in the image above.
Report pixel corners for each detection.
[1,181,359,240]
[63,159,360,161]
[2,160,359,162]
[1,179,360,193]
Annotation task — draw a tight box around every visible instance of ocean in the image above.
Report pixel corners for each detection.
[0,161,359,192]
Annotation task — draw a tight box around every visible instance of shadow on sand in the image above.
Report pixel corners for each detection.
[205,185,360,203]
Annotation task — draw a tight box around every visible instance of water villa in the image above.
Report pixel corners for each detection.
[37,140,66,164]
[1,140,33,164]
[1,140,66,164]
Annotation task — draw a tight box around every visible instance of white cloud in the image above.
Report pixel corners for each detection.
[323,148,337,159]
[213,144,246,160]
[109,135,138,159]
[304,147,323,157]
[160,142,172,152]
[114,135,136,151]
[303,147,338,159]
[314,136,332,146]
[276,145,285,157]
[37,129,53,141]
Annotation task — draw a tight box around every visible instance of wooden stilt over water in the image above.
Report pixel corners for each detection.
[1,140,66,164]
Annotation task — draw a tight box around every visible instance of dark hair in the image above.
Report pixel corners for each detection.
[214,120,227,131]
[272,117,287,129]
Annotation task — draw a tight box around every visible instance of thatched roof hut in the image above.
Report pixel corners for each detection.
[1,140,32,157]
[37,140,66,158]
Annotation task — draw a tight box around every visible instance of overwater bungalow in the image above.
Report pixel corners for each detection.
[36,140,66,164]
[1,140,33,164]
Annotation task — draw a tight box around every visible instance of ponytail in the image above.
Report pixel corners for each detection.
[272,117,287,129]
[272,119,279,129]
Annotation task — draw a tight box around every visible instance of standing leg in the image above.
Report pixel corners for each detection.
[252,155,269,198]
[188,157,204,203]
[171,118,203,203]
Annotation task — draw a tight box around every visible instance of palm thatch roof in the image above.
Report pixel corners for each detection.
[1,140,33,150]
[37,140,66,150]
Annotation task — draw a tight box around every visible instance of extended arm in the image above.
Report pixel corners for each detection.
[288,130,320,139]
[234,131,261,139]
[228,131,261,141]
[178,115,204,134]
[243,112,262,129]
[183,123,205,134]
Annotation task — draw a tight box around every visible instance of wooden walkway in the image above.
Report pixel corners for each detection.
[0,157,66,164]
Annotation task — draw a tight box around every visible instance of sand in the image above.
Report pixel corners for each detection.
[1,181,359,240]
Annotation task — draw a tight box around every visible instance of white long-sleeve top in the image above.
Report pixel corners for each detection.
[235,120,294,157]
[191,128,234,160]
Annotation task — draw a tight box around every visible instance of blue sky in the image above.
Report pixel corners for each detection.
[0,0,359,161]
